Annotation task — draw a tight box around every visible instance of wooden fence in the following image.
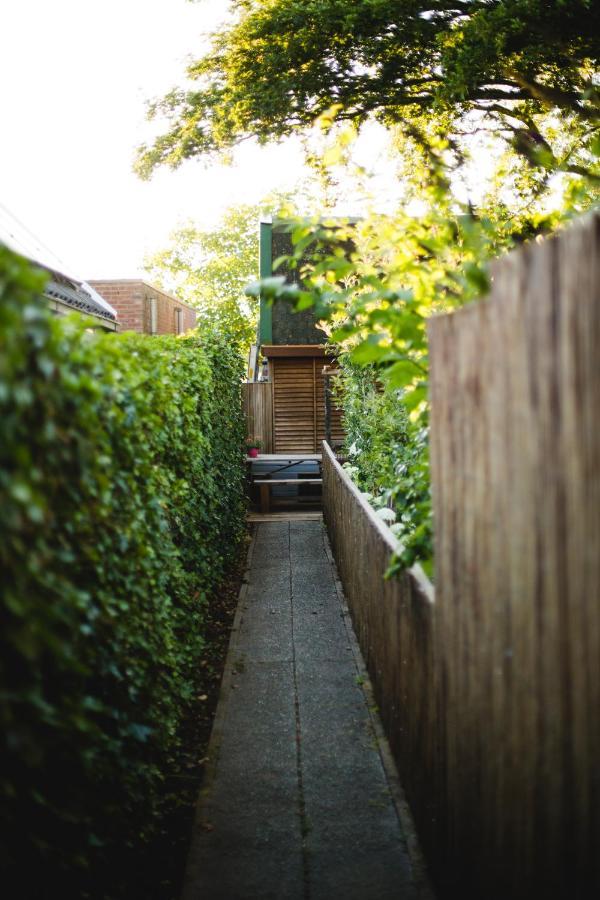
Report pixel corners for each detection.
[322,212,600,899]
[321,444,439,863]
[242,382,273,453]
[428,212,600,898]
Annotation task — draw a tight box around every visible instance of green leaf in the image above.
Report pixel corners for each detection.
[463,262,490,294]
[403,385,428,411]
[272,254,290,271]
[382,360,422,389]
[350,335,389,364]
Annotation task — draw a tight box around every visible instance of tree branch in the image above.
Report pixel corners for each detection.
[506,71,600,121]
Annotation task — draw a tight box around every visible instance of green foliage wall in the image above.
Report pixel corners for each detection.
[0,246,245,894]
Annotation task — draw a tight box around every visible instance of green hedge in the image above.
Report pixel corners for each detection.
[0,247,246,894]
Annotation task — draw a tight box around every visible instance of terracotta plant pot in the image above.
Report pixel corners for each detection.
[248,447,259,458]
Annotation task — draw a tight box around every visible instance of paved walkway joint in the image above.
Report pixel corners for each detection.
[183,521,423,900]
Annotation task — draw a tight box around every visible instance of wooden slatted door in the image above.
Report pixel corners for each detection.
[272,356,345,452]
[272,357,316,452]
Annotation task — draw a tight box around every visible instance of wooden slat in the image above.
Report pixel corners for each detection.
[242,381,273,453]
[312,357,317,451]
[262,344,328,357]
[254,479,322,485]
[273,357,315,453]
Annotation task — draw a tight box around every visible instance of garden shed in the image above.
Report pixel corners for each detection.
[243,217,345,454]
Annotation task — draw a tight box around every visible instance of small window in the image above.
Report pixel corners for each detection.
[149,297,158,334]
[176,308,184,334]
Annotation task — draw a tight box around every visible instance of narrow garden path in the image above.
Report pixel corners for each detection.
[183,520,424,900]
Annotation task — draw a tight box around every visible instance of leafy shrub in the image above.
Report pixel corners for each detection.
[335,360,433,577]
[0,246,245,895]
[337,362,409,494]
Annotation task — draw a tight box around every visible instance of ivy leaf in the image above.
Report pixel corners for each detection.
[272,254,290,272]
[295,291,315,311]
[331,323,359,341]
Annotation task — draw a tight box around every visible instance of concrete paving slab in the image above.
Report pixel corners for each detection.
[299,660,415,899]
[183,521,428,900]
[251,541,290,567]
[289,522,327,560]
[220,659,296,743]
[236,609,294,661]
[184,658,302,900]
[245,568,291,602]
[251,525,291,564]
[290,559,340,606]
[292,614,352,661]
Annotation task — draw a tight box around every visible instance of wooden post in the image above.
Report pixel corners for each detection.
[323,366,333,448]
[259,483,270,514]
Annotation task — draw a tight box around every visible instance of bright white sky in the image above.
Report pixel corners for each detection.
[0,0,312,279]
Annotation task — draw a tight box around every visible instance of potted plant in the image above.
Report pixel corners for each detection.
[246,436,262,458]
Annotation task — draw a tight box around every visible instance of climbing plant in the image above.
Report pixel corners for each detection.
[0,245,245,895]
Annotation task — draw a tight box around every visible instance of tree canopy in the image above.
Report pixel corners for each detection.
[136,0,599,178]
[144,204,260,353]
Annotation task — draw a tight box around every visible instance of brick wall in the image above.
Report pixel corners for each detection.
[183,306,197,332]
[88,280,197,335]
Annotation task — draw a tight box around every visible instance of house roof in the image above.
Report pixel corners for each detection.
[0,203,117,323]
[44,273,118,322]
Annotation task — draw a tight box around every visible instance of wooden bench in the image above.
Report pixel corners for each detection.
[253,478,323,514]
